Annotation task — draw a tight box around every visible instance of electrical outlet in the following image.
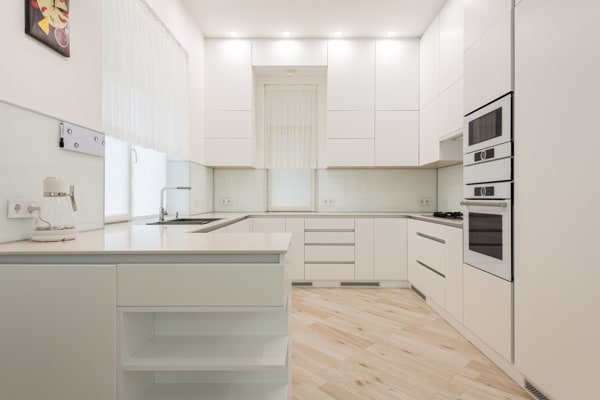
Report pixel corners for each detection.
[219,198,232,207]
[7,199,39,219]
[419,197,432,206]
[322,198,336,207]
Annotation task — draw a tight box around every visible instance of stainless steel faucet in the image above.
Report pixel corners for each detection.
[159,186,191,221]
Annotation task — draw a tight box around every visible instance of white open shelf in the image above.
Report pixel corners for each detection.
[122,335,288,372]
[141,383,288,400]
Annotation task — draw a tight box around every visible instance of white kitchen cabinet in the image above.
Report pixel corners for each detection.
[439,0,464,92]
[375,111,419,166]
[439,79,464,137]
[0,265,116,400]
[419,98,440,166]
[305,245,354,263]
[327,40,375,111]
[419,17,440,108]
[373,219,407,280]
[205,110,253,139]
[355,219,374,280]
[305,218,354,230]
[304,264,354,280]
[463,263,512,361]
[463,0,513,114]
[205,139,254,167]
[327,139,374,167]
[252,39,327,66]
[252,218,286,233]
[285,218,305,280]
[205,39,253,111]
[444,226,463,322]
[327,110,374,139]
[375,39,420,111]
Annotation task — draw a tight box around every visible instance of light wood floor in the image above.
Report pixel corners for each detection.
[291,288,532,400]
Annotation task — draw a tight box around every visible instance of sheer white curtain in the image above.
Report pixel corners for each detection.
[102,0,189,160]
[264,85,318,169]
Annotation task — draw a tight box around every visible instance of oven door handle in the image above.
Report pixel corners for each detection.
[460,200,508,208]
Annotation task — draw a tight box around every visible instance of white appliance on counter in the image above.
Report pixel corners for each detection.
[462,94,513,281]
[29,177,78,242]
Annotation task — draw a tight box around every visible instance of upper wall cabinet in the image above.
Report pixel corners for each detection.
[252,40,327,66]
[440,0,464,91]
[375,39,420,111]
[464,0,513,114]
[419,17,440,108]
[327,40,375,111]
[205,39,253,110]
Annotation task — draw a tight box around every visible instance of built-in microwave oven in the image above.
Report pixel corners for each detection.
[464,94,512,155]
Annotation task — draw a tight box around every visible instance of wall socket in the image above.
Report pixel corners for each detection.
[322,198,336,207]
[219,198,232,207]
[419,197,432,206]
[7,199,40,219]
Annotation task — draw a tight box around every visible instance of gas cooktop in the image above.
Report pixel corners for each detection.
[432,211,463,220]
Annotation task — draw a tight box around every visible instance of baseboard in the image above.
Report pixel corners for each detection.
[296,280,409,288]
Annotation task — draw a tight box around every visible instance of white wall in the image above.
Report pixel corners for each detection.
[167,161,214,216]
[0,0,102,131]
[144,0,206,164]
[437,164,463,211]
[0,101,104,243]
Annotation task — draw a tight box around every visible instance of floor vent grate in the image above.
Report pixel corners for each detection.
[525,380,550,400]
[411,285,426,301]
[341,282,380,287]
[292,282,313,287]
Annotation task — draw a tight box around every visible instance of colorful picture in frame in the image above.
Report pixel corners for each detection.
[25,0,70,57]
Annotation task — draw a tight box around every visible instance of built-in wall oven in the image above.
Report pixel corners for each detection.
[462,94,513,282]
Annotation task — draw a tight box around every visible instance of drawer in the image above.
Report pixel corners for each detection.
[305,245,355,263]
[305,264,355,280]
[305,231,355,244]
[414,233,445,276]
[117,264,286,307]
[411,260,445,306]
[305,218,354,230]
[414,220,448,243]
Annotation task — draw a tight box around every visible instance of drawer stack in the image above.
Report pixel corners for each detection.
[304,218,355,280]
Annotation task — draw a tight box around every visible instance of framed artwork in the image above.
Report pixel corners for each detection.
[25,0,70,57]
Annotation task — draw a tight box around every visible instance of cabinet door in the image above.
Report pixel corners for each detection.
[355,218,374,280]
[444,226,463,322]
[286,218,305,280]
[419,98,440,165]
[205,139,254,167]
[375,39,419,110]
[439,79,464,137]
[374,219,408,280]
[419,17,440,108]
[205,110,253,139]
[0,265,116,400]
[327,139,375,167]
[439,0,464,92]
[375,111,419,166]
[327,40,375,110]
[252,218,286,233]
[327,110,374,139]
[464,0,513,50]
[205,39,253,110]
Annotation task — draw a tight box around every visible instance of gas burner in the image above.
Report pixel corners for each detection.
[433,211,463,220]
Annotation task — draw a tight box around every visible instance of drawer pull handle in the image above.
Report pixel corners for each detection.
[416,232,445,244]
[417,260,445,278]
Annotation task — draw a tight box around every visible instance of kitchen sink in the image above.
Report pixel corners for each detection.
[147,218,222,226]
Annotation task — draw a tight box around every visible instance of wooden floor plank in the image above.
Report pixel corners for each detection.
[291,288,532,400]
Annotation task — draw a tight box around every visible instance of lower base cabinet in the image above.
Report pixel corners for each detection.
[463,263,513,362]
[0,265,117,400]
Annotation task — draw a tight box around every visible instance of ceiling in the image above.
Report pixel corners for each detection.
[182,0,447,39]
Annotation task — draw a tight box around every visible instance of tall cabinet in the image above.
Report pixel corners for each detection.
[204,39,255,167]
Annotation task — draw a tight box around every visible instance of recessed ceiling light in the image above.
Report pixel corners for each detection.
[334,31,343,38]
[282,31,291,38]
[387,30,396,37]
[229,31,238,38]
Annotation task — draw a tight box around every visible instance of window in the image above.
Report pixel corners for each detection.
[264,84,318,211]
[268,169,315,211]
[131,146,167,218]
[104,137,130,222]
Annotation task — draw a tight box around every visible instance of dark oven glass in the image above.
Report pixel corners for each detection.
[469,212,503,259]
[469,108,502,146]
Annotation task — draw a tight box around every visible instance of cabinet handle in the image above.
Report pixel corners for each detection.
[417,260,445,278]
[416,232,445,244]
[460,200,508,208]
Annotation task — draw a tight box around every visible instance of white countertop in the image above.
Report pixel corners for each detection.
[0,212,461,256]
